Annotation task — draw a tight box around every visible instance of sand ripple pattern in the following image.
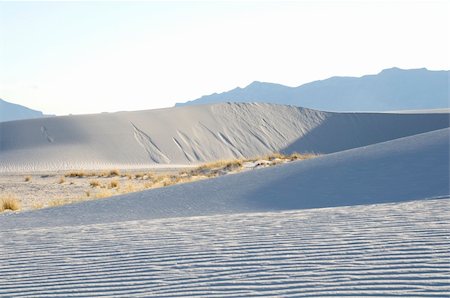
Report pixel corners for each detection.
[1,199,449,297]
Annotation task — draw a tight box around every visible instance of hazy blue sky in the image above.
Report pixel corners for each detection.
[1,1,448,115]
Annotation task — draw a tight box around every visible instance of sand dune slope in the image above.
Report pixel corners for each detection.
[2,128,448,229]
[1,103,448,172]
[0,199,449,297]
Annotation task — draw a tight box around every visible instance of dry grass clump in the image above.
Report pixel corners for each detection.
[288,152,318,161]
[24,176,32,182]
[58,176,66,184]
[199,159,243,170]
[99,169,121,177]
[134,172,153,180]
[48,198,67,207]
[0,194,21,212]
[123,173,134,180]
[89,180,101,188]
[94,189,114,199]
[190,159,244,178]
[121,182,139,193]
[31,202,44,209]
[143,181,153,188]
[109,169,120,176]
[66,171,88,178]
[263,152,285,161]
[109,180,120,189]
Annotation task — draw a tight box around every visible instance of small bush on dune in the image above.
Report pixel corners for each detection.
[100,169,120,177]
[265,152,285,161]
[109,169,120,176]
[95,189,113,199]
[90,180,101,188]
[288,152,319,161]
[109,180,120,189]
[143,181,153,188]
[0,195,21,212]
[199,159,243,170]
[66,171,87,178]
[122,182,138,193]
[24,176,31,182]
[48,199,66,207]
[32,202,44,210]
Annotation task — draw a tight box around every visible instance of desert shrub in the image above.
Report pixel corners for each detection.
[199,159,243,170]
[288,152,319,161]
[0,195,21,212]
[24,176,31,182]
[265,152,285,161]
[94,189,113,199]
[32,202,44,209]
[66,171,87,178]
[144,181,153,188]
[122,182,137,193]
[109,180,120,189]
[89,180,101,187]
[97,169,120,177]
[48,199,66,207]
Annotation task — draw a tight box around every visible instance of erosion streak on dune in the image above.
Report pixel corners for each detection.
[1,199,449,297]
[131,122,170,164]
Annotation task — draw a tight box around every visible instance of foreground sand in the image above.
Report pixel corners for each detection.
[1,198,449,297]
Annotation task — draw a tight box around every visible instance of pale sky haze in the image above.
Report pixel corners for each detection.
[0,0,448,115]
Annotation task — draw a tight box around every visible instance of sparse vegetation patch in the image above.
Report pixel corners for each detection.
[10,152,317,211]
[0,194,21,212]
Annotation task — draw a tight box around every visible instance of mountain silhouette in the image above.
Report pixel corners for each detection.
[0,98,46,122]
[176,68,449,111]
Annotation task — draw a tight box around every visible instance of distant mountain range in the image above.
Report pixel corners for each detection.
[0,98,48,122]
[176,68,449,111]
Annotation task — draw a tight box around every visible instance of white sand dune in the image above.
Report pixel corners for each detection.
[1,198,449,297]
[1,103,449,172]
[1,122,448,296]
[2,127,448,229]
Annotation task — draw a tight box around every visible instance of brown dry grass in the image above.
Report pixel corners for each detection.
[94,189,114,199]
[198,159,243,170]
[288,152,318,161]
[99,169,121,177]
[121,182,139,193]
[109,180,120,189]
[89,180,101,188]
[0,194,21,212]
[65,171,92,178]
[31,202,44,209]
[48,199,67,208]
